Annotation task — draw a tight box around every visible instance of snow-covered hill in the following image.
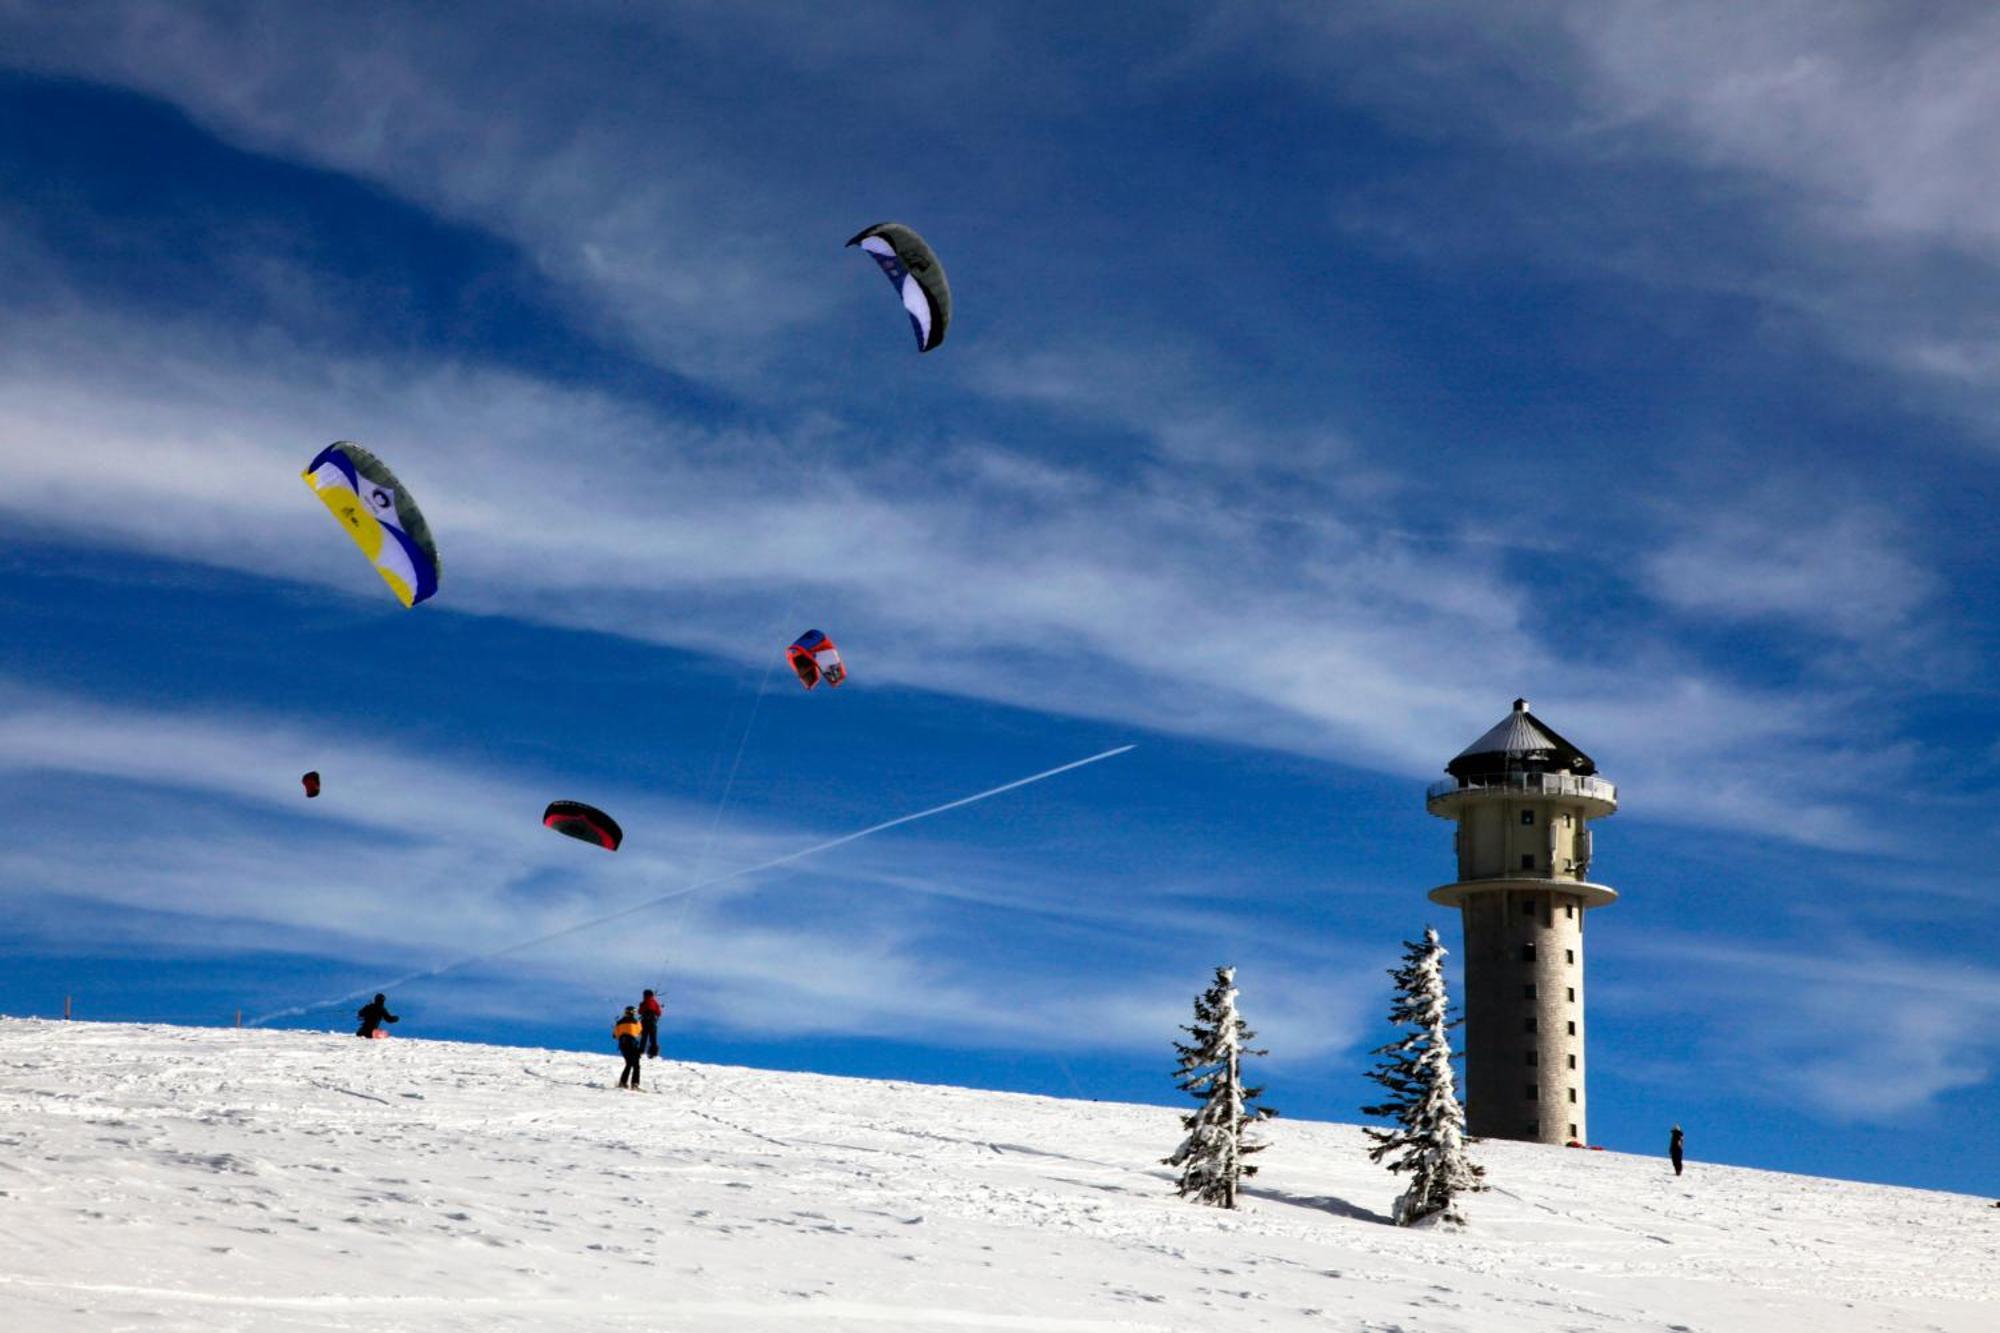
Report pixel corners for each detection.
[0,1020,1990,1332]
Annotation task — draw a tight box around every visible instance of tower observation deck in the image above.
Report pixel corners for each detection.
[1426,698,1617,1145]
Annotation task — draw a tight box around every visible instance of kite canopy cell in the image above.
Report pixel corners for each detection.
[301,441,441,607]
[786,630,846,690]
[847,222,950,353]
[544,800,623,851]
[301,771,321,799]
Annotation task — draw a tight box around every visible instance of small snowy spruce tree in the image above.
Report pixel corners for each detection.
[1362,926,1485,1227]
[1164,965,1277,1208]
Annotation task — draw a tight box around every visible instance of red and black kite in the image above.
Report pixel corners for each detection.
[543,800,623,851]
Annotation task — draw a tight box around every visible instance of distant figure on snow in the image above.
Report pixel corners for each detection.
[614,1006,644,1090]
[356,994,398,1039]
[639,988,663,1059]
[1670,1124,1685,1177]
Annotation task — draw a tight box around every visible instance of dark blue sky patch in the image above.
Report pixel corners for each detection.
[0,72,722,411]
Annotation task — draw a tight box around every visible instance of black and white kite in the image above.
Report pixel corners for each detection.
[847,222,950,353]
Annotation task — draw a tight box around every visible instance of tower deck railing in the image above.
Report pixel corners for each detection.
[1427,772,1617,804]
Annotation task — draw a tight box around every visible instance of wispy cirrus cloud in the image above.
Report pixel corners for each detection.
[1640,493,1938,647]
[0,680,1369,1055]
[0,290,1945,857]
[1558,1,2000,412]
[0,0,1077,391]
[1616,932,2000,1122]
[1223,0,2000,417]
[1559,1,2000,254]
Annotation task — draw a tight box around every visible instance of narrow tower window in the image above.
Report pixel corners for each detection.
[1565,948,1575,964]
[1566,1020,1577,1036]
[1566,1054,1576,1069]
[1567,987,1576,1002]
[1520,809,1535,825]
[1521,853,1536,870]
[1564,903,1574,919]
[1521,942,1536,962]
[1568,1122,1578,1139]
[1522,1017,1536,1034]
[1568,1088,1577,1104]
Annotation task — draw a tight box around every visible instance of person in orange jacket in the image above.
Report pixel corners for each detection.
[639,988,663,1059]
[613,1006,644,1090]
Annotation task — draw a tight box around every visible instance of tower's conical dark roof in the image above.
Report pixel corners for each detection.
[1446,697,1596,778]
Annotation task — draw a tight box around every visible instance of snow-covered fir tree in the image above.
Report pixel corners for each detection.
[1362,926,1485,1227]
[1163,965,1276,1209]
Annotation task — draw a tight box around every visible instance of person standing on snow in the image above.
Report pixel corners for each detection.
[614,1005,644,1090]
[639,988,663,1059]
[1669,1125,1685,1177]
[356,994,398,1039]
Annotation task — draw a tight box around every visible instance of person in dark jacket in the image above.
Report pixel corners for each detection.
[614,1006,644,1090]
[356,994,398,1038]
[639,988,663,1059]
[1670,1125,1685,1176]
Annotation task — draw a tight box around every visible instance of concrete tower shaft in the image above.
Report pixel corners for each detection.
[1425,699,1616,1146]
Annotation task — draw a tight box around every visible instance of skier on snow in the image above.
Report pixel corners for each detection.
[639,988,663,1059]
[355,994,398,1039]
[614,1006,644,1090]
[1670,1124,1685,1177]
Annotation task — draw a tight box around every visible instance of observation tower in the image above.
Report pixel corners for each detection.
[1426,698,1617,1145]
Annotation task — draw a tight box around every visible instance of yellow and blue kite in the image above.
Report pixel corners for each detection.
[301,441,441,608]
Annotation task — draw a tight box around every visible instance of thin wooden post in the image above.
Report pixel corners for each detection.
[63,994,71,1021]
[235,1010,243,1029]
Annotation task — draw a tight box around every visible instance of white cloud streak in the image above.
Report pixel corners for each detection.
[0,0,1048,390]
[1616,933,2000,1121]
[1559,1,2000,254]
[1225,1,2000,410]
[0,684,1355,1057]
[1640,493,1937,645]
[0,271,1951,861]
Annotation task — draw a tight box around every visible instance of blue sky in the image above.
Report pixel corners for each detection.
[1,2,1995,1194]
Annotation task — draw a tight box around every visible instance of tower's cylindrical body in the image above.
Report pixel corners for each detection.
[1426,699,1616,1146]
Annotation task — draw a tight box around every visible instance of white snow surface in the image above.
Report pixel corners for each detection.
[0,1019,1991,1332]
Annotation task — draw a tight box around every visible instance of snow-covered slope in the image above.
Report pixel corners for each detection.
[0,1020,1990,1332]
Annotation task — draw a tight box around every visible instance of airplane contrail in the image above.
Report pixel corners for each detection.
[253,743,1136,1025]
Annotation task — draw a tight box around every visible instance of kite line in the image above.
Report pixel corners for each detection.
[253,743,1136,1025]
[660,603,801,985]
